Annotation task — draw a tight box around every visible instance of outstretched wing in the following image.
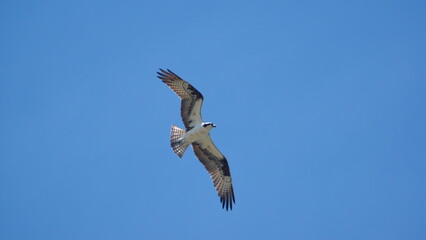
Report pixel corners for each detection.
[158,69,203,131]
[192,136,235,211]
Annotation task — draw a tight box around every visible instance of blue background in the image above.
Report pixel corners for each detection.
[1,0,425,239]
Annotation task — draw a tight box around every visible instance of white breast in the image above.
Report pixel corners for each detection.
[184,124,210,144]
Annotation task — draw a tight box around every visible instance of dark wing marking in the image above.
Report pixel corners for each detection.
[158,69,203,131]
[192,137,235,211]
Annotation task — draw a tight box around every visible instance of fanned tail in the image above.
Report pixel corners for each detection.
[170,125,189,158]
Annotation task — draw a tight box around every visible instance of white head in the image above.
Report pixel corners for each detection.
[202,122,216,129]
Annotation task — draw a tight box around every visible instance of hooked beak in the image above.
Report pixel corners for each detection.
[213,124,216,128]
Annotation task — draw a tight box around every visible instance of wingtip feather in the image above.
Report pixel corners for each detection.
[220,188,235,211]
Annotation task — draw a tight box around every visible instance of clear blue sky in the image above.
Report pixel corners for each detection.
[1,0,425,239]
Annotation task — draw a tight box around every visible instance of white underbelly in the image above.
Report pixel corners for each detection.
[184,126,208,143]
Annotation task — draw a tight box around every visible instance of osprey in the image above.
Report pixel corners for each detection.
[158,69,235,211]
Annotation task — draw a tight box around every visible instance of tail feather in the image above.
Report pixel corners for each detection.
[170,125,189,158]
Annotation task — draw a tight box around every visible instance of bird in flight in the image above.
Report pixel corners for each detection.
[158,69,235,211]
